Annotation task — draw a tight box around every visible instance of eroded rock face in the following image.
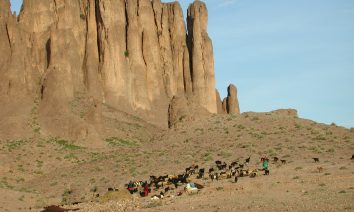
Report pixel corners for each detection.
[168,95,209,128]
[0,0,238,139]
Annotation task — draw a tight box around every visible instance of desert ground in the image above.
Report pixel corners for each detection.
[0,110,353,211]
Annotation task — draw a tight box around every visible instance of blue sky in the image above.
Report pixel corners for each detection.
[10,0,354,128]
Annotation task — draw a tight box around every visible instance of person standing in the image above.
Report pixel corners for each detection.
[263,157,269,175]
[144,181,149,197]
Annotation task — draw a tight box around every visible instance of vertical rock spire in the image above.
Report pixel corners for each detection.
[187,1,217,113]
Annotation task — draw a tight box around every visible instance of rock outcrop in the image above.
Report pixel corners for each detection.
[220,84,240,115]
[0,0,239,140]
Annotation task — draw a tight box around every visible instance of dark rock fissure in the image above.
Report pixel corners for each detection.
[124,0,128,52]
[141,31,147,68]
[94,0,103,64]
[45,39,51,69]
[5,24,11,50]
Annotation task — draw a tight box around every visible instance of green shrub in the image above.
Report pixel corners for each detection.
[49,137,81,150]
[237,125,245,130]
[6,140,26,151]
[105,137,137,147]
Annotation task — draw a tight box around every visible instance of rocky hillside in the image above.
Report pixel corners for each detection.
[0,109,352,211]
[0,0,239,142]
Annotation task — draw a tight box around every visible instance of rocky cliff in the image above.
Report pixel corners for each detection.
[0,0,239,141]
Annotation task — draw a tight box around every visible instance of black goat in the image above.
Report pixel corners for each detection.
[197,168,205,179]
[230,161,238,167]
[209,173,219,181]
[215,160,222,165]
[313,158,319,162]
[217,162,227,170]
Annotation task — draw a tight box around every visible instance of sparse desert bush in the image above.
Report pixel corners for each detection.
[339,190,346,193]
[90,185,97,193]
[274,146,282,151]
[240,144,250,149]
[237,124,245,130]
[218,151,232,158]
[17,164,25,172]
[16,177,25,183]
[309,146,322,153]
[326,148,335,153]
[268,149,276,157]
[195,128,204,133]
[6,140,27,151]
[251,116,259,121]
[64,153,78,160]
[295,166,303,170]
[124,50,129,57]
[325,130,333,135]
[36,160,43,168]
[61,188,73,204]
[105,137,137,147]
[339,166,347,170]
[49,137,81,150]
[50,182,58,186]
[293,176,300,179]
[313,135,326,141]
[216,186,224,191]
[203,152,213,161]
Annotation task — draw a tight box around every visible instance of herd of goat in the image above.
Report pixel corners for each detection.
[124,155,354,199]
[125,156,279,198]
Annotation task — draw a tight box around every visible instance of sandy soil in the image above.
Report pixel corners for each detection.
[0,112,353,211]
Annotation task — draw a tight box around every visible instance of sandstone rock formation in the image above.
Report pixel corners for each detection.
[168,96,209,128]
[0,0,240,140]
[221,84,240,115]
